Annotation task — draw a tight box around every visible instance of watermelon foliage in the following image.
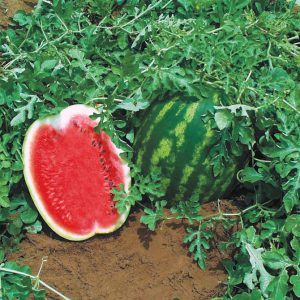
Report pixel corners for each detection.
[0,0,299,299]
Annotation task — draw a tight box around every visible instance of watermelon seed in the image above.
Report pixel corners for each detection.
[48,192,55,198]
[66,212,72,221]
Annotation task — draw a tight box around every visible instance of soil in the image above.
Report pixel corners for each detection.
[8,202,239,300]
[0,0,37,27]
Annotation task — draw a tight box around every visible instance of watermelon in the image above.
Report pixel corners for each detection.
[23,105,130,241]
[134,91,246,205]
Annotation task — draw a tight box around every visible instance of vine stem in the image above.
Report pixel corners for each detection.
[197,199,275,222]
[282,99,300,114]
[99,0,172,30]
[0,266,71,300]
[161,199,274,227]
[118,0,170,29]
[236,70,253,103]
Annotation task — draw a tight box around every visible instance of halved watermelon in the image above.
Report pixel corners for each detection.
[23,105,130,241]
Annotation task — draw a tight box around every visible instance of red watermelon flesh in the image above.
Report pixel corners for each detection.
[23,105,130,241]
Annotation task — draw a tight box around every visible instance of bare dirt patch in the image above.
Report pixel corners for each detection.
[8,202,238,300]
[0,0,37,27]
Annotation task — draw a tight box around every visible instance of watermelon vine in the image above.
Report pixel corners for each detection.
[0,0,299,298]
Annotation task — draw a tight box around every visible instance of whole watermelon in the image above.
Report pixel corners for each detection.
[134,90,247,205]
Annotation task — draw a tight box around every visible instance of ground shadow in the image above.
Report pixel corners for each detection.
[209,260,227,272]
[137,226,157,250]
[165,220,189,231]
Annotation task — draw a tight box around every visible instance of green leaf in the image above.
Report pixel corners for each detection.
[34,289,47,300]
[290,237,300,263]
[140,200,167,231]
[262,251,290,270]
[215,104,257,117]
[10,95,38,126]
[269,67,295,91]
[170,194,202,224]
[68,48,85,60]
[25,220,42,234]
[126,130,134,143]
[260,220,277,239]
[239,167,264,183]
[118,32,128,50]
[183,224,213,270]
[117,88,149,112]
[0,248,5,262]
[20,207,38,224]
[12,11,32,26]
[41,60,58,71]
[283,189,299,213]
[244,243,274,297]
[158,67,191,91]
[290,272,300,297]
[231,289,263,300]
[223,252,252,286]
[214,110,232,130]
[0,195,10,208]
[267,269,289,300]
[121,52,139,77]
[131,25,152,48]
[284,215,300,237]
[7,223,22,236]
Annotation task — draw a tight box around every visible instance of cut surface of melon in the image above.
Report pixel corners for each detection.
[23,105,130,241]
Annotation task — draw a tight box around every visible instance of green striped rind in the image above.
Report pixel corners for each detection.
[134,91,247,205]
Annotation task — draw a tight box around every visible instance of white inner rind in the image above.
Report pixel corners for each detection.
[23,104,131,241]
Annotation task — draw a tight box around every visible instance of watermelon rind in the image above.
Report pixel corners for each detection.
[134,92,247,205]
[22,104,131,241]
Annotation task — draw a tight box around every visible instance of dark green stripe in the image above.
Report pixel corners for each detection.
[134,99,179,169]
[165,98,216,203]
[203,163,236,201]
[136,100,188,174]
